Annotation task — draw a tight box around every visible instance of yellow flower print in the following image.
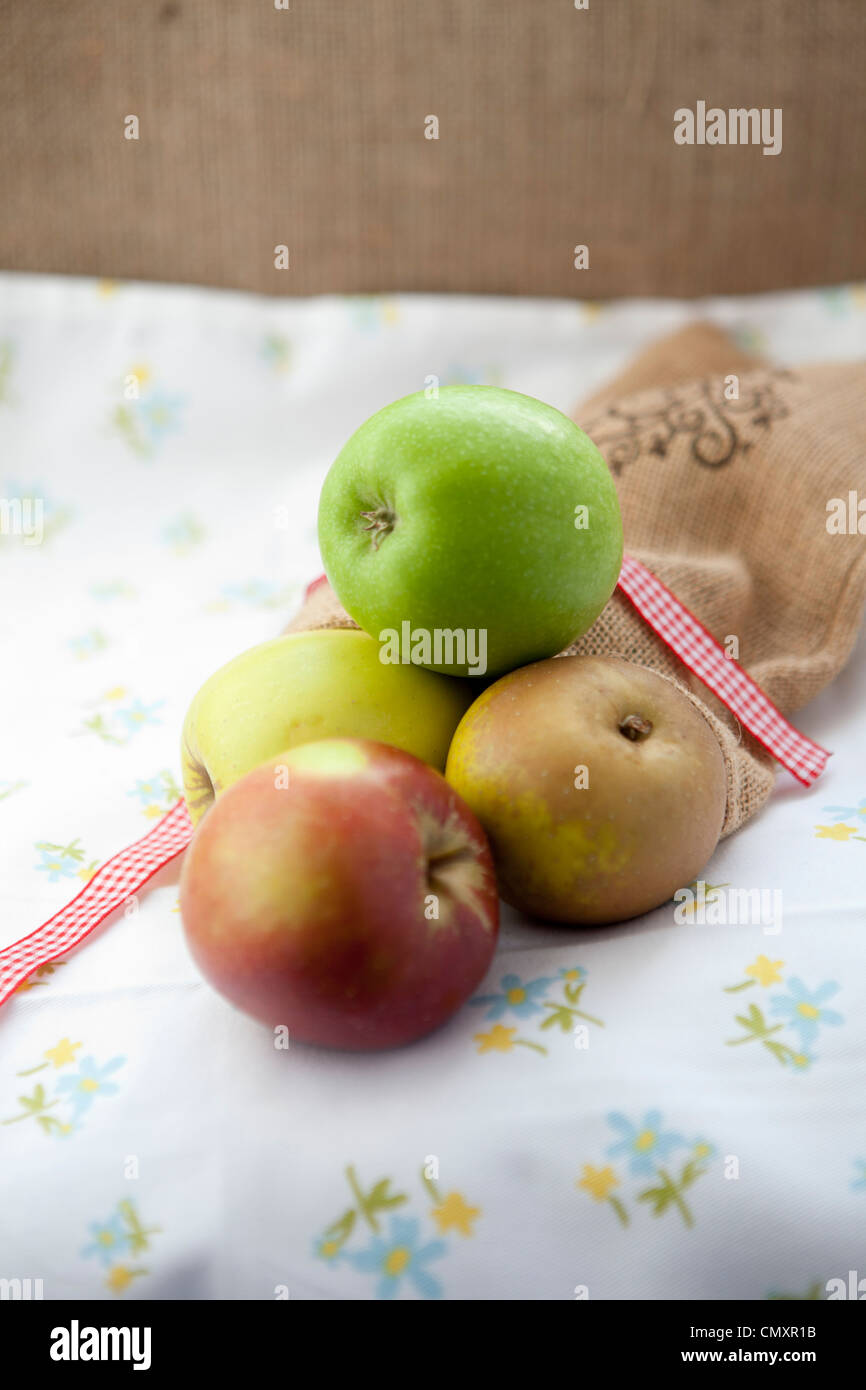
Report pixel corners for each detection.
[16,1036,81,1077]
[97,280,119,297]
[103,686,128,702]
[576,1164,629,1226]
[577,1164,620,1201]
[475,1024,517,1053]
[580,1119,714,1231]
[474,1024,547,1056]
[745,956,785,987]
[725,956,785,994]
[430,1192,481,1237]
[105,1265,147,1294]
[106,1265,133,1292]
[420,1168,482,1239]
[44,1038,82,1069]
[317,1163,481,1294]
[815,823,859,841]
[128,363,151,388]
[677,881,728,919]
[14,961,64,994]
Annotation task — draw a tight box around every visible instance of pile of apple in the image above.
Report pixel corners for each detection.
[180,388,726,1049]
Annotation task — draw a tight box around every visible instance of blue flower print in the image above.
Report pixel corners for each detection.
[90,580,136,601]
[769,979,844,1051]
[349,1216,446,1300]
[471,972,555,1021]
[345,297,399,332]
[56,1056,125,1119]
[558,966,587,985]
[69,630,108,660]
[35,847,81,882]
[127,772,178,808]
[220,580,289,608]
[129,777,167,805]
[161,514,204,553]
[116,700,164,736]
[606,1111,688,1177]
[822,800,866,824]
[822,800,861,817]
[139,389,184,448]
[81,1214,131,1267]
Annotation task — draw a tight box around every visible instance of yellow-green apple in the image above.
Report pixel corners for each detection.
[317,386,623,677]
[446,655,727,924]
[181,628,474,824]
[179,738,500,1049]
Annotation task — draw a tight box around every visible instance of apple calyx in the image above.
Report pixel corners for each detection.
[618,713,653,741]
[182,744,218,823]
[427,841,477,894]
[359,504,396,550]
[415,803,489,920]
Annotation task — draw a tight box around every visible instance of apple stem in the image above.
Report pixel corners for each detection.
[619,714,653,741]
[359,505,396,550]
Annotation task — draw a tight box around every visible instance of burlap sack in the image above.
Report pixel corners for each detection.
[286,325,866,837]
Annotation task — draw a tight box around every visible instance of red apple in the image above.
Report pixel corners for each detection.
[179,738,499,1049]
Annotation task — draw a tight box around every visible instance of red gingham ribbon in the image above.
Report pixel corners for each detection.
[617,554,830,786]
[0,798,192,1006]
[0,556,828,1007]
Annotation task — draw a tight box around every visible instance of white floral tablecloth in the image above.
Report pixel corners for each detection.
[1,274,865,1301]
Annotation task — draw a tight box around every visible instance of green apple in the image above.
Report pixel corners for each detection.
[317,385,623,677]
[181,629,474,824]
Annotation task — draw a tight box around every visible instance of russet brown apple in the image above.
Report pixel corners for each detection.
[445,656,727,924]
[179,738,499,1049]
